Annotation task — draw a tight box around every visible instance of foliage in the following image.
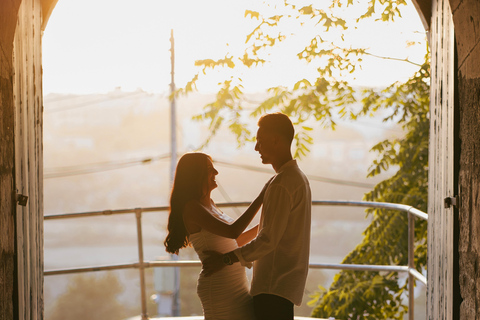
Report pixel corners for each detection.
[310,52,429,319]
[48,272,127,320]
[176,0,429,319]
[174,0,421,155]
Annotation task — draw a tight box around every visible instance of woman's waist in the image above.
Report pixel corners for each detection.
[195,248,237,262]
[190,237,239,259]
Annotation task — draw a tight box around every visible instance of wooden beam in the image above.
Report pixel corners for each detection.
[427,0,455,319]
[0,0,22,319]
[40,0,59,31]
[412,0,432,32]
[12,0,45,319]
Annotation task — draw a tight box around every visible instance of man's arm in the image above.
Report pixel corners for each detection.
[234,183,292,265]
[202,250,239,277]
[202,183,291,276]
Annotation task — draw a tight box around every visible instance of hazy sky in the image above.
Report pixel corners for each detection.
[42,0,427,95]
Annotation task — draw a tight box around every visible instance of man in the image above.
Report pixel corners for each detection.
[203,112,312,320]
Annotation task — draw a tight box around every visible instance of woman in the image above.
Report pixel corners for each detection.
[164,152,268,320]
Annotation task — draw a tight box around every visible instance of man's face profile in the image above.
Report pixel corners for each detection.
[255,126,276,165]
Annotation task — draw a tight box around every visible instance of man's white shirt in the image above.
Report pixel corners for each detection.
[234,159,311,306]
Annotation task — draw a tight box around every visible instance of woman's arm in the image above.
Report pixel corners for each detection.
[184,180,270,239]
[236,224,259,247]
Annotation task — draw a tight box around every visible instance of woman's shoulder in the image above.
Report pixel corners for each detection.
[183,199,202,214]
[183,200,215,219]
[183,200,204,234]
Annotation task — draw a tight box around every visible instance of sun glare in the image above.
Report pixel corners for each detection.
[42,0,426,95]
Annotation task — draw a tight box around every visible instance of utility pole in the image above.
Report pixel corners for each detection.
[170,29,177,184]
[169,29,180,317]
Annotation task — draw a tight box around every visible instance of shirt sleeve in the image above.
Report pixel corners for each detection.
[233,183,292,266]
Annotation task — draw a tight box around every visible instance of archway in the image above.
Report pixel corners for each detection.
[39,1,434,318]
[1,0,476,319]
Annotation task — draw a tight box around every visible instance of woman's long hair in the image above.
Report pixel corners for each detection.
[164,152,211,254]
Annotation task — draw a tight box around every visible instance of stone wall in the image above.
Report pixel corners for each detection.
[450,0,480,318]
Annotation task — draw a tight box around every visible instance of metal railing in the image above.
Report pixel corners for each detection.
[44,200,428,320]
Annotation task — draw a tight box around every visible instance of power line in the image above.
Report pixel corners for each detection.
[215,179,241,217]
[44,153,375,189]
[44,91,145,113]
[44,94,91,103]
[44,154,170,179]
[212,158,375,189]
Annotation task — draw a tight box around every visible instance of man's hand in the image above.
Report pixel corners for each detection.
[202,250,225,277]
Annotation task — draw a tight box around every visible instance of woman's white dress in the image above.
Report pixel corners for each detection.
[189,210,255,320]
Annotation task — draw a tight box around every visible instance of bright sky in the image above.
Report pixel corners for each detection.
[42,0,427,95]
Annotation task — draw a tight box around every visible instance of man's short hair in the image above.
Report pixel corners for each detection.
[258,112,294,144]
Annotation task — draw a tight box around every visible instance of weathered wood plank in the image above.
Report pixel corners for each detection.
[0,0,23,316]
[12,0,44,319]
[0,30,17,320]
[427,0,455,319]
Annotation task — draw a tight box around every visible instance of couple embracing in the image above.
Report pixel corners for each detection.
[164,112,312,320]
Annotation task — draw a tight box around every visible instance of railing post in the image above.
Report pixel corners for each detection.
[408,209,415,320]
[135,208,149,320]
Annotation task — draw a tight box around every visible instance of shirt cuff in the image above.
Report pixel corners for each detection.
[233,248,252,269]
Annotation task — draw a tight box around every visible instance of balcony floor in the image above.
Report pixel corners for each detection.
[144,317,324,320]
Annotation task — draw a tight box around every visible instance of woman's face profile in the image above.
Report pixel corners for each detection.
[205,158,218,193]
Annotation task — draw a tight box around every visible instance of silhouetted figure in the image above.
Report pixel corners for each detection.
[203,113,312,320]
[165,152,269,320]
